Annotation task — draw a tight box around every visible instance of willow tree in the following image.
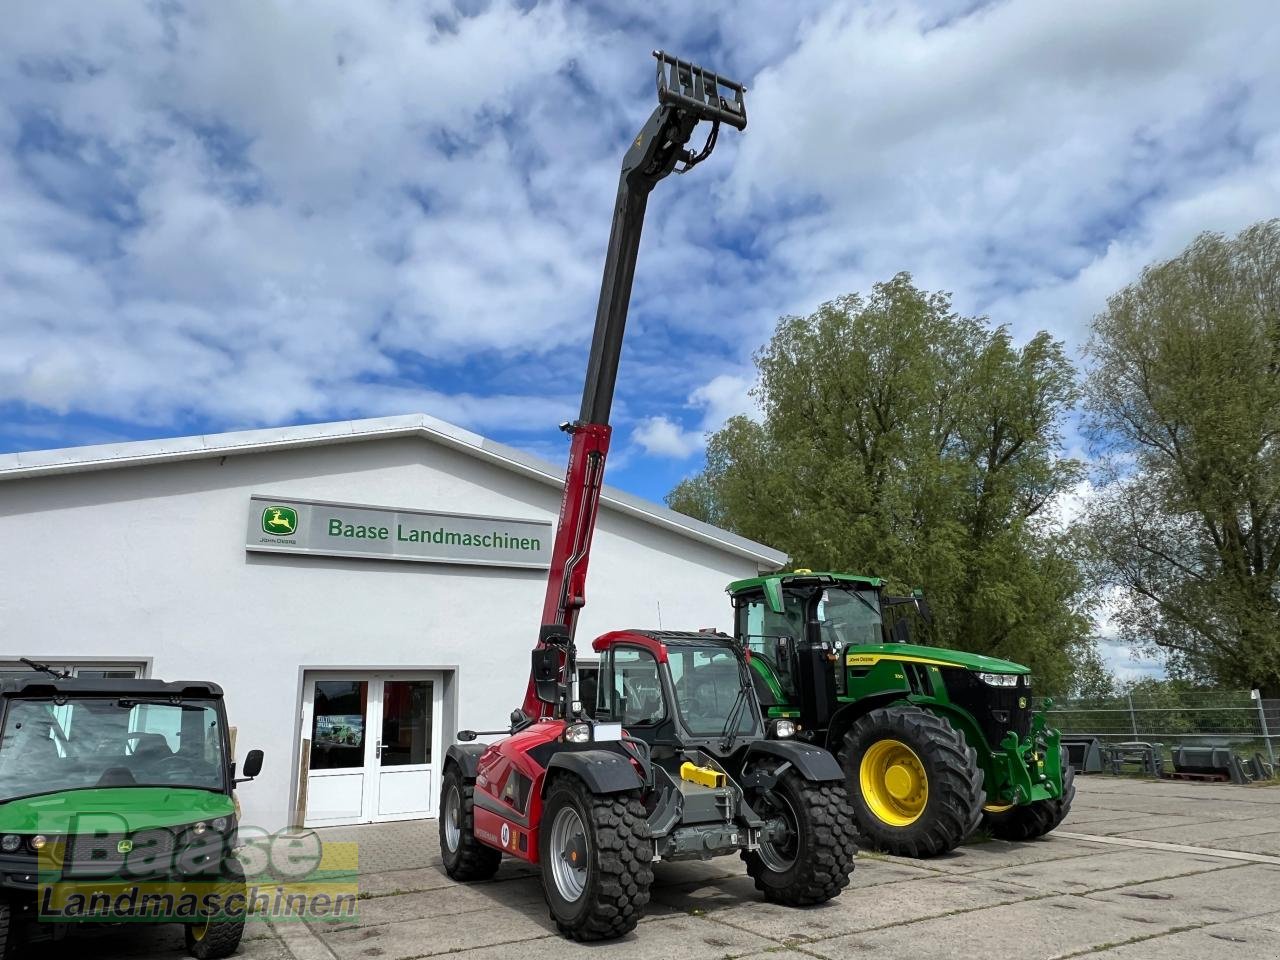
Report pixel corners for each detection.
[1082,220,1280,696]
[668,273,1091,691]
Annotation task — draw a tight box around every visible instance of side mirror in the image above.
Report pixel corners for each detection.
[239,749,264,782]
[531,649,560,705]
[916,597,933,625]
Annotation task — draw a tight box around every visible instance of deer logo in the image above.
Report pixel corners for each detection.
[261,505,298,536]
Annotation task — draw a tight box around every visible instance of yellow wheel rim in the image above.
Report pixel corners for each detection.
[860,739,928,827]
[192,922,208,942]
[983,802,1015,814]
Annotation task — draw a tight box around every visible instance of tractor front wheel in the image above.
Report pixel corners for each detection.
[983,763,1076,841]
[838,706,984,858]
[741,764,858,905]
[538,776,652,941]
[440,765,502,881]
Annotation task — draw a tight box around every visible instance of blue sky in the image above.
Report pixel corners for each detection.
[3,1,1279,680]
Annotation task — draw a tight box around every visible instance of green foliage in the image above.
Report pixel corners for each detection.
[667,273,1093,692]
[1082,220,1280,698]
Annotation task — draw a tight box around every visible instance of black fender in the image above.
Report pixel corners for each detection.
[445,743,488,780]
[543,749,644,795]
[744,739,843,782]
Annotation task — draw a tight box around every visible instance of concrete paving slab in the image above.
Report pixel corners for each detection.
[964,847,1238,895]
[1079,864,1277,927]
[801,894,1198,960]
[1073,814,1211,835]
[1113,815,1280,845]
[438,914,778,960]
[878,836,1102,875]
[1209,830,1280,855]
[701,873,1040,943]
[1085,914,1280,958]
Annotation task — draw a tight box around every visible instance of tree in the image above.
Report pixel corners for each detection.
[1082,220,1280,697]
[668,273,1092,691]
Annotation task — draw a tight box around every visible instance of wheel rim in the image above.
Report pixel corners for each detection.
[983,802,1015,814]
[548,805,588,902]
[192,921,208,941]
[756,789,800,873]
[443,784,462,852]
[860,738,928,827]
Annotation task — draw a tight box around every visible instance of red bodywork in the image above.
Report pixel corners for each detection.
[471,718,566,864]
[519,422,611,720]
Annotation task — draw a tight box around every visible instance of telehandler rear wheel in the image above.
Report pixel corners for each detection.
[983,763,1076,841]
[538,776,652,941]
[838,706,984,858]
[741,763,858,905]
[440,765,501,881]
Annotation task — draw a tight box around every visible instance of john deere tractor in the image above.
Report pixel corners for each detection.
[727,571,1074,858]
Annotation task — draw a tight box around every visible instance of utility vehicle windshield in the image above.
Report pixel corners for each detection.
[0,697,225,800]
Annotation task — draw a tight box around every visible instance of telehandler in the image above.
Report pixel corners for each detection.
[438,53,857,940]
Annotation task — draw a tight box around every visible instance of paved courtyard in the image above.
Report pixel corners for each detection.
[31,776,1280,960]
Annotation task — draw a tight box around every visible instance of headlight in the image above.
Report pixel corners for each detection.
[30,835,48,851]
[772,719,797,739]
[1,835,21,853]
[191,821,209,835]
[211,817,230,833]
[978,673,1020,687]
[564,722,591,744]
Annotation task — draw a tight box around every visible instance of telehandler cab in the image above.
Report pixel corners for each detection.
[729,571,1075,858]
[439,53,856,941]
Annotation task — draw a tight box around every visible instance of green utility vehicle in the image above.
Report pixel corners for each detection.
[728,572,1074,858]
[0,670,263,958]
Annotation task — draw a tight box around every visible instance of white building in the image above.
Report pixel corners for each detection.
[0,415,784,832]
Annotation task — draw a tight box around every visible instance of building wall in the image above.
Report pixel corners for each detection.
[0,437,764,829]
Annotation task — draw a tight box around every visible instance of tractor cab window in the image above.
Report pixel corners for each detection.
[815,588,882,650]
[740,598,805,696]
[597,647,666,727]
[666,645,758,739]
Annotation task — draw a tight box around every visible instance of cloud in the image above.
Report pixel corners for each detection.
[630,371,758,459]
[633,416,703,459]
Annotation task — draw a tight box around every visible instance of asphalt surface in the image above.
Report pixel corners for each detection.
[28,775,1280,960]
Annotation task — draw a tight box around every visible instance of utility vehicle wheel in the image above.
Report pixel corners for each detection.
[983,763,1076,841]
[184,859,246,959]
[0,898,14,959]
[838,706,985,858]
[741,764,857,905]
[440,765,501,881]
[537,776,651,941]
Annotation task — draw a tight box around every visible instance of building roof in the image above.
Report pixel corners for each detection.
[0,414,787,569]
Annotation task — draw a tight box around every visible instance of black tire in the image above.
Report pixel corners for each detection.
[838,706,985,858]
[983,762,1076,841]
[440,764,502,881]
[0,898,14,960]
[184,858,246,959]
[741,764,858,905]
[537,776,651,941]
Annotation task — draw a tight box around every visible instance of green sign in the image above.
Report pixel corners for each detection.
[246,495,552,569]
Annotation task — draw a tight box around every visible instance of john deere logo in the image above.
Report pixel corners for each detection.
[117,839,133,854]
[262,505,298,536]
[1018,696,1028,709]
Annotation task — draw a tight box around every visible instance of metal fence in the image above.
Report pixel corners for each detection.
[1045,689,1279,768]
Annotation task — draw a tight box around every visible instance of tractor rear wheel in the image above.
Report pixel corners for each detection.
[838,706,984,858]
[983,763,1076,841]
[741,763,857,905]
[538,776,652,941]
[440,765,502,881]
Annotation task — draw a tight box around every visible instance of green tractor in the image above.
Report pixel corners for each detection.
[726,571,1074,857]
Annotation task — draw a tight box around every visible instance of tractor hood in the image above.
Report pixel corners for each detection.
[844,643,1030,675]
[0,787,235,834]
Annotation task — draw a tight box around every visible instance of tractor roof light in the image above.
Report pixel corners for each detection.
[978,672,1020,687]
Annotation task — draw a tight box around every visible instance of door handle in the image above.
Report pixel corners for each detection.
[375,740,382,760]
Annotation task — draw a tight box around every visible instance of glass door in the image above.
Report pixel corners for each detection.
[302,673,442,826]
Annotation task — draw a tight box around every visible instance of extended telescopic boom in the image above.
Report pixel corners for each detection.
[520,52,747,720]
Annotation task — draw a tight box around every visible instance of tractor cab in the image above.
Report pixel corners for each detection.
[590,630,767,762]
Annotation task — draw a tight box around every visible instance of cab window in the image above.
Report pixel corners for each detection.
[596,646,666,727]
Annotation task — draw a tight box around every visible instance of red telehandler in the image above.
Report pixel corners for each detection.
[438,53,857,941]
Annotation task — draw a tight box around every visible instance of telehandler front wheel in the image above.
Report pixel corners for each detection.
[440,765,502,881]
[838,706,984,858]
[538,776,652,941]
[741,764,858,905]
[983,763,1076,841]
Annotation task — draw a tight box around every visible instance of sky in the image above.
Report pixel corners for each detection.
[3,1,1279,681]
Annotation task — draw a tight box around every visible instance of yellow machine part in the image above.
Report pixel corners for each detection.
[680,761,726,788]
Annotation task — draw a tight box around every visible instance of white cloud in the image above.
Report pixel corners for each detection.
[632,416,704,459]
[630,371,758,459]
